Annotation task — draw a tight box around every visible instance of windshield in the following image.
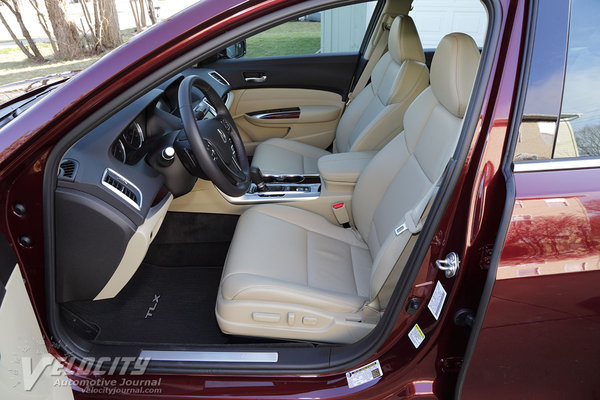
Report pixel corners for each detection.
[0,85,59,131]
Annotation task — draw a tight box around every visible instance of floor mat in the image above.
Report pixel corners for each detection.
[64,264,231,345]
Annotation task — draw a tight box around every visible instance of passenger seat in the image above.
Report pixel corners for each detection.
[251,15,430,175]
[217,33,481,343]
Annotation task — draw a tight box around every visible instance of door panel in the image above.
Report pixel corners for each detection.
[462,169,600,399]
[0,265,74,399]
[228,88,344,154]
[202,54,359,153]
[205,53,359,95]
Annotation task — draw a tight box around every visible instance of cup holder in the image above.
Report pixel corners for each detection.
[267,175,305,184]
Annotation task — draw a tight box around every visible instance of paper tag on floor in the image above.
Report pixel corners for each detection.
[408,324,425,348]
[427,281,447,320]
[346,359,383,389]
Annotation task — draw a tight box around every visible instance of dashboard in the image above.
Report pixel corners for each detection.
[54,68,232,302]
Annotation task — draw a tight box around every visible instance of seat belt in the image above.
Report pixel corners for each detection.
[347,15,393,104]
[362,177,443,324]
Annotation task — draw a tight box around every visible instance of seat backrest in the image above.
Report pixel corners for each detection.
[350,33,481,300]
[334,15,429,154]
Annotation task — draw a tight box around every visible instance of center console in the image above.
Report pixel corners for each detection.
[219,173,321,204]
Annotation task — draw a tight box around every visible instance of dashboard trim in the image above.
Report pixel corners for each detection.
[101,168,143,211]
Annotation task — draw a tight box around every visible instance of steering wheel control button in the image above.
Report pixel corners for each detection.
[218,128,228,143]
[221,118,232,132]
[178,75,250,196]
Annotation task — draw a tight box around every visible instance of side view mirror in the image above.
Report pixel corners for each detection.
[221,41,246,59]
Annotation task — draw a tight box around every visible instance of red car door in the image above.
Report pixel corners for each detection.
[461,1,600,398]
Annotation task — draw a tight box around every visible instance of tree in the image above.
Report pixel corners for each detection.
[80,0,121,52]
[44,0,81,59]
[0,0,46,62]
[97,0,120,49]
[146,0,156,25]
[28,0,58,55]
[129,0,156,32]
[575,125,600,157]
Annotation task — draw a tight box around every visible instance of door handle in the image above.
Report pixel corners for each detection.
[245,75,267,83]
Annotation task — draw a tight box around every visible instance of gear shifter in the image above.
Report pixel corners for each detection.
[250,166,268,192]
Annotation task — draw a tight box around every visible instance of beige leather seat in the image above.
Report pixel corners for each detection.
[217,33,480,343]
[251,15,429,175]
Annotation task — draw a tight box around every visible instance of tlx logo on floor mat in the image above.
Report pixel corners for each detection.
[145,294,160,319]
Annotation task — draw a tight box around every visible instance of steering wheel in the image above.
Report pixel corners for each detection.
[178,75,250,197]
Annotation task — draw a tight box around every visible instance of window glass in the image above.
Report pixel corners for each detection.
[559,0,600,158]
[244,2,377,58]
[410,0,488,48]
[513,1,570,162]
[513,0,600,163]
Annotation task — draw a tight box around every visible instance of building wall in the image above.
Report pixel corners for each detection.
[320,0,487,53]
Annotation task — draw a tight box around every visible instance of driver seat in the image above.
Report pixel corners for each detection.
[216,33,480,343]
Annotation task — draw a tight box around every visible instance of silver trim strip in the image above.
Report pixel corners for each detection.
[218,183,320,204]
[513,158,600,172]
[139,350,278,363]
[209,70,230,86]
[101,168,143,210]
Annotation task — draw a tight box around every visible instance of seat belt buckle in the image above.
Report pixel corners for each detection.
[332,202,351,228]
[394,223,408,236]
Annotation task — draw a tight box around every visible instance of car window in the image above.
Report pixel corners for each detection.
[513,0,599,162]
[410,0,487,48]
[558,0,600,158]
[244,2,377,58]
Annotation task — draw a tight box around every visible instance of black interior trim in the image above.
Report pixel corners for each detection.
[454,0,530,397]
[43,0,499,376]
[202,53,360,98]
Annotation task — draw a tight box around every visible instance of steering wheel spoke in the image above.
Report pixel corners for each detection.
[178,75,250,197]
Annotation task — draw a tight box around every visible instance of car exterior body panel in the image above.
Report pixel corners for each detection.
[0,0,539,398]
[462,168,600,399]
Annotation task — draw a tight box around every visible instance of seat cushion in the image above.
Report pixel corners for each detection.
[250,138,330,175]
[220,205,372,313]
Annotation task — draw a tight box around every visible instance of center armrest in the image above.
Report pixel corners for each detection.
[318,151,376,192]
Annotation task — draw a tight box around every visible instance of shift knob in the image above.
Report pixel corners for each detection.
[250,166,268,192]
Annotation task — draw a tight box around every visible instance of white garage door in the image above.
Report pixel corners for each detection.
[410,0,488,48]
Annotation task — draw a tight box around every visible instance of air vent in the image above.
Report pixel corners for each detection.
[209,71,229,86]
[58,159,78,181]
[101,169,142,210]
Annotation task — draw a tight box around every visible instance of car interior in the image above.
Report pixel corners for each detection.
[46,0,489,370]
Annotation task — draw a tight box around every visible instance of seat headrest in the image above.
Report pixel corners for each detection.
[430,33,480,118]
[388,15,425,65]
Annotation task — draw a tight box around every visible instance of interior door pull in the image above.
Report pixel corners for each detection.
[245,75,267,83]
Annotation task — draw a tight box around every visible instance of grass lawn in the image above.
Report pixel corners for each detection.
[0,28,137,88]
[0,22,319,96]
[0,43,99,87]
[246,21,321,58]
